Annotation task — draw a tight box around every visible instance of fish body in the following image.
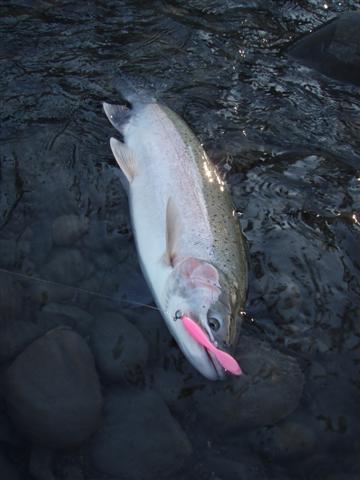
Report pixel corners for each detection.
[104,98,247,380]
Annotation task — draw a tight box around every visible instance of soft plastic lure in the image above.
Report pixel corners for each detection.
[181,315,242,376]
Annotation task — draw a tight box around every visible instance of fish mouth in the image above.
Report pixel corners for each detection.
[204,348,226,380]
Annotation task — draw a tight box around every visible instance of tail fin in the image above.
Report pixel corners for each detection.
[111,71,171,106]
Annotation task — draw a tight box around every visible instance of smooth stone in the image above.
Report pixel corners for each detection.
[90,312,148,384]
[251,420,316,459]
[0,411,24,447]
[0,278,23,322]
[38,303,94,336]
[5,328,103,449]
[40,248,92,286]
[185,332,304,432]
[0,239,17,268]
[30,222,53,266]
[130,308,174,366]
[52,214,89,247]
[0,451,21,480]
[0,319,43,364]
[307,353,360,452]
[29,447,55,480]
[289,12,360,85]
[204,456,268,480]
[27,281,77,306]
[90,389,192,479]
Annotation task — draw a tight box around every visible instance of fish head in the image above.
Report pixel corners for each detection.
[165,257,242,380]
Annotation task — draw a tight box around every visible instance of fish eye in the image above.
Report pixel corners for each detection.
[208,316,221,331]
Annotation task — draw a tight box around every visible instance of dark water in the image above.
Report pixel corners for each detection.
[1,1,360,479]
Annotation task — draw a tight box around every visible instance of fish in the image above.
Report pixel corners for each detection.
[103,94,248,380]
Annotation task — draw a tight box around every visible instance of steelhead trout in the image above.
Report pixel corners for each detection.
[103,96,247,380]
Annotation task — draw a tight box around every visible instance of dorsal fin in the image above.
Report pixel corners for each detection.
[109,137,136,191]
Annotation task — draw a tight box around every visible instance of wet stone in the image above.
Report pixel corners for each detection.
[30,221,53,266]
[179,332,304,433]
[289,12,360,85]
[52,214,89,247]
[307,353,360,452]
[0,451,21,480]
[38,303,94,336]
[40,248,92,286]
[251,419,317,460]
[5,328,103,449]
[90,312,148,385]
[90,389,192,479]
[0,320,43,364]
[203,455,268,480]
[0,278,23,322]
[0,411,24,447]
[0,239,17,268]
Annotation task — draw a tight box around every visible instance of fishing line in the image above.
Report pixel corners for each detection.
[0,267,160,312]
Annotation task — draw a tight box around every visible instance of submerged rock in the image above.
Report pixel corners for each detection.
[155,332,304,432]
[90,312,148,385]
[289,12,360,85]
[40,248,92,286]
[5,328,103,449]
[52,214,89,247]
[0,319,43,364]
[0,278,23,322]
[90,389,192,479]
[0,239,17,268]
[38,302,94,336]
[203,455,268,480]
[0,452,21,480]
[251,419,316,460]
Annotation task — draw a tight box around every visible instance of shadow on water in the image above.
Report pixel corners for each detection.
[1,1,360,479]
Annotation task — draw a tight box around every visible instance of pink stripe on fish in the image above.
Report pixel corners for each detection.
[181,316,242,376]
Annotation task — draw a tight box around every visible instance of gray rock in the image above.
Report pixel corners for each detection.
[0,411,24,447]
[204,456,268,480]
[0,278,23,322]
[30,221,53,266]
[307,354,360,452]
[90,312,148,384]
[29,446,55,480]
[159,332,304,433]
[289,12,360,85]
[38,303,94,336]
[5,328,103,449]
[27,281,77,306]
[90,389,192,479]
[0,319,43,364]
[40,248,92,286]
[0,452,21,480]
[251,420,316,460]
[52,214,89,247]
[0,239,17,268]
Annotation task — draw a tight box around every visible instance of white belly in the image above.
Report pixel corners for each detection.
[125,104,214,311]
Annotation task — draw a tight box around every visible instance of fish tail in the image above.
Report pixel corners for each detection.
[112,71,171,107]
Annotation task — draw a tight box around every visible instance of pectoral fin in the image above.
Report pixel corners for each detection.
[164,197,182,267]
[109,137,136,190]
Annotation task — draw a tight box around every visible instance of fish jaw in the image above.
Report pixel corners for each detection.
[179,335,226,380]
[163,311,225,380]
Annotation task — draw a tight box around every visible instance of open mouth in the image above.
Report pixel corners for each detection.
[181,315,242,376]
[204,348,225,379]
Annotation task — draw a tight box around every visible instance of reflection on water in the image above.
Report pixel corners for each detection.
[1,1,360,479]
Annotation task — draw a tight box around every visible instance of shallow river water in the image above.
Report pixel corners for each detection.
[1,1,360,480]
